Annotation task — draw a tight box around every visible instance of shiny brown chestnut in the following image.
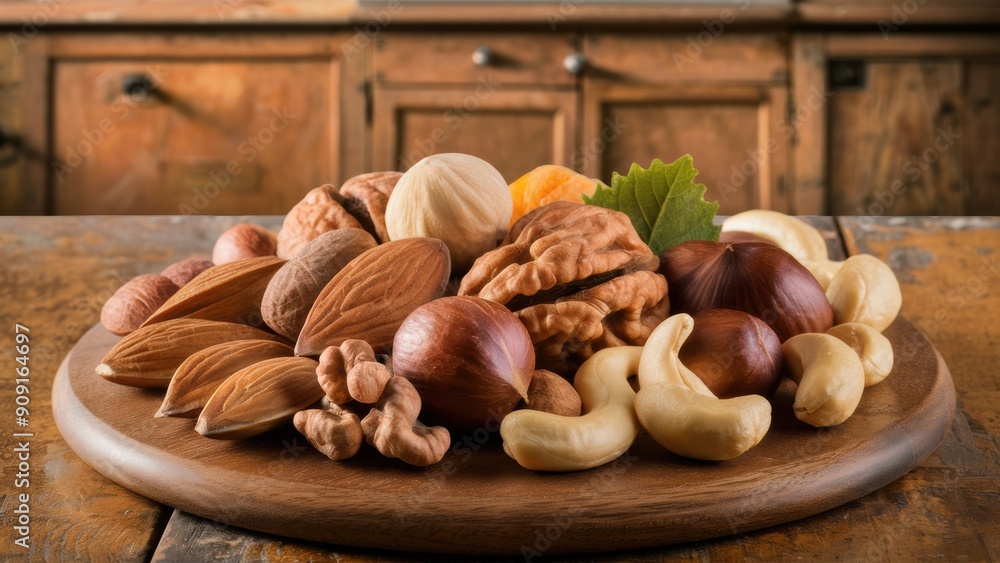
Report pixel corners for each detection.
[392,296,534,429]
[659,240,833,341]
[679,309,784,399]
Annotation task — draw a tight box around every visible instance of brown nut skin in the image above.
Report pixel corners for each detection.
[160,257,214,287]
[521,369,582,417]
[659,240,834,342]
[361,377,451,467]
[294,406,364,461]
[101,274,179,336]
[262,228,377,340]
[316,340,393,405]
[679,309,784,399]
[212,223,278,265]
[393,296,534,429]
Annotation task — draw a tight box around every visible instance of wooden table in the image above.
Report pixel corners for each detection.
[1,216,997,561]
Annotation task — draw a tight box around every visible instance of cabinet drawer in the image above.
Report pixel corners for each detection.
[374,33,576,86]
[50,36,342,215]
[583,34,787,84]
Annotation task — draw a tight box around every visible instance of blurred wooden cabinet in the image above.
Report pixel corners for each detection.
[580,34,790,215]
[14,33,363,215]
[371,33,577,182]
[792,34,1000,216]
[4,26,999,217]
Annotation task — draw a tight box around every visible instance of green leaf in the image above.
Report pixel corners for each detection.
[583,155,720,254]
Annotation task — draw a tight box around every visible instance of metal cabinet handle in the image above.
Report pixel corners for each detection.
[472,46,494,67]
[121,73,158,98]
[563,52,587,75]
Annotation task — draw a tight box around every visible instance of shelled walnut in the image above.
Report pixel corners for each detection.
[459,202,670,377]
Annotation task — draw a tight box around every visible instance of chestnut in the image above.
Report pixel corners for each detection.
[679,309,783,399]
[392,296,534,429]
[659,240,833,341]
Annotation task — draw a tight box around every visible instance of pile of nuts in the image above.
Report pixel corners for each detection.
[98,154,902,472]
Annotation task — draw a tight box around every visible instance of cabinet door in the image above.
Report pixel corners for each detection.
[581,83,789,214]
[828,62,964,216]
[49,35,348,215]
[828,60,1000,216]
[373,88,577,182]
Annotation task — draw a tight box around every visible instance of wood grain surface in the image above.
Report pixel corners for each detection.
[1,216,997,560]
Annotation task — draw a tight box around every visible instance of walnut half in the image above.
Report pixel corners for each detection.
[459,202,670,377]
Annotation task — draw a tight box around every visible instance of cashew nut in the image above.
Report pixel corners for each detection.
[293,405,363,461]
[824,254,902,332]
[500,346,642,472]
[721,210,829,262]
[826,323,894,387]
[361,377,451,467]
[634,314,772,461]
[782,333,865,427]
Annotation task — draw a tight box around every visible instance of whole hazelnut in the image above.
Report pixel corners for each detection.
[160,257,213,287]
[679,309,784,399]
[212,223,278,265]
[101,274,179,335]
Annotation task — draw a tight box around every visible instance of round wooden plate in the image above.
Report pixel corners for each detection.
[53,318,955,555]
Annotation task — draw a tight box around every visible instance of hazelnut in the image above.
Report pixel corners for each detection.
[212,223,278,265]
[101,274,179,335]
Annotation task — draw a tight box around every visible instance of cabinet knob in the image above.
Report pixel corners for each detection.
[563,52,587,75]
[472,46,495,67]
[121,73,157,99]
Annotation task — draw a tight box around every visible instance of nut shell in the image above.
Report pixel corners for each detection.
[385,153,512,273]
[277,185,364,260]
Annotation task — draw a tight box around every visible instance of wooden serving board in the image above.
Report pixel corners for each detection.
[53,318,955,556]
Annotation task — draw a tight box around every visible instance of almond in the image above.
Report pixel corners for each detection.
[157,339,294,418]
[142,256,284,327]
[96,318,287,388]
[277,185,364,260]
[101,274,179,336]
[295,238,451,356]
[196,356,323,439]
[261,228,377,341]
